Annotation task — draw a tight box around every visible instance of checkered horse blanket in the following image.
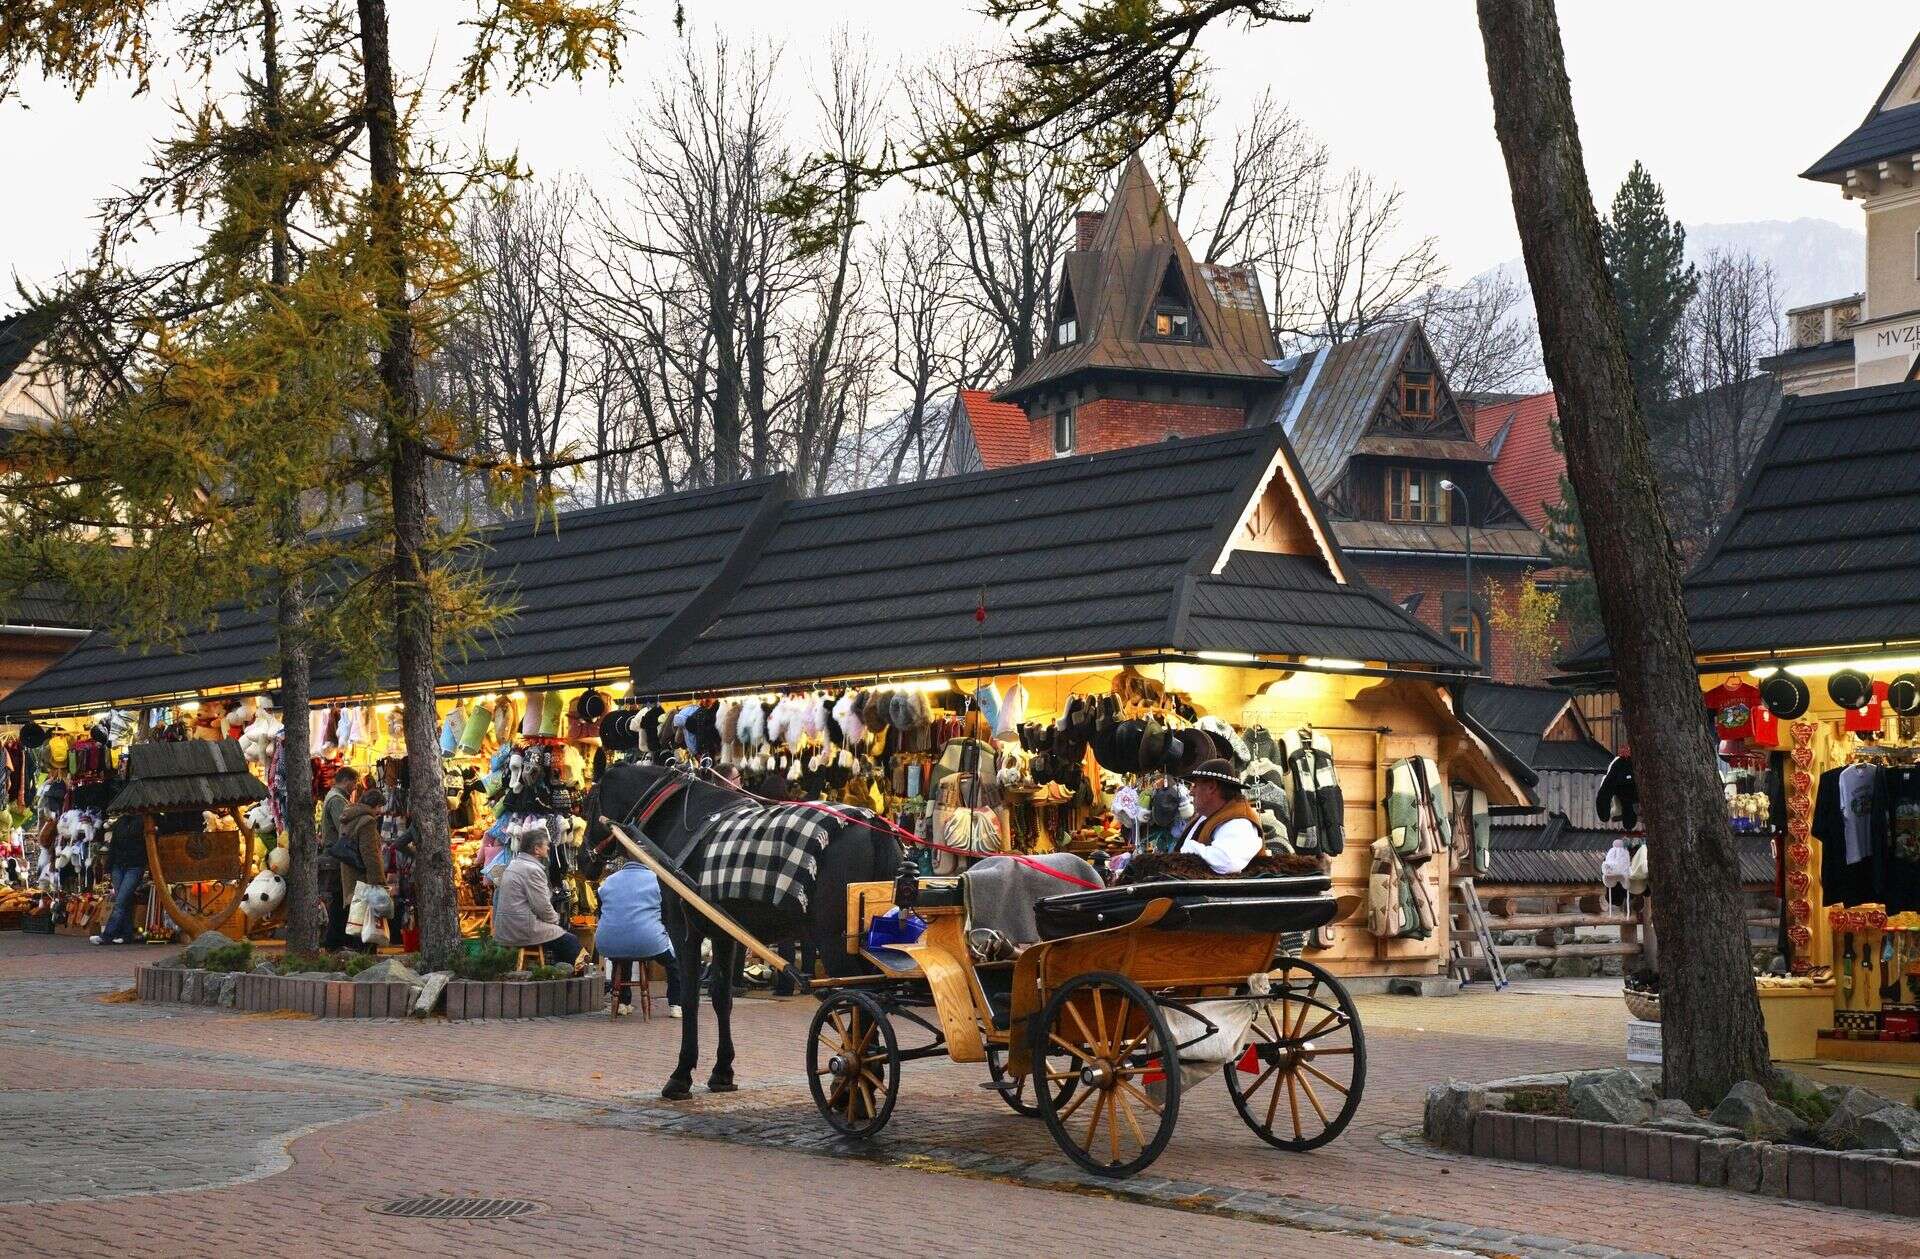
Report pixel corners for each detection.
[695,802,879,915]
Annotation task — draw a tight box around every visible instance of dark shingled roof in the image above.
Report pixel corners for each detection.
[995,157,1280,403]
[1562,381,1920,671]
[3,479,785,716]
[1280,324,1417,493]
[108,740,267,813]
[1,582,90,630]
[632,426,1477,693]
[1488,816,1773,887]
[1804,99,1920,181]
[0,308,50,387]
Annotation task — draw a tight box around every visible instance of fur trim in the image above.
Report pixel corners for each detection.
[800,694,825,740]
[716,698,739,749]
[833,691,863,745]
[737,698,768,749]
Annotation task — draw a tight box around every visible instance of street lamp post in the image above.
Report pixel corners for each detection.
[1439,478,1473,659]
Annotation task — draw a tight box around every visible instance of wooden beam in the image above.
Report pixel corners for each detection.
[1880,160,1912,189]
[1495,941,1642,961]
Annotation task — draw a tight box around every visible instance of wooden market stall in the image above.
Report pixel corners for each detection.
[1560,379,1920,1063]
[110,741,268,941]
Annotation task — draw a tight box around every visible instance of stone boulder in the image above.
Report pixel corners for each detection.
[1854,1103,1920,1156]
[1424,1081,1485,1152]
[411,971,452,1017]
[352,958,423,986]
[1644,1116,1743,1140]
[1815,1086,1895,1149]
[1569,1069,1656,1125]
[1652,1098,1696,1121]
[180,930,239,966]
[1709,1080,1804,1142]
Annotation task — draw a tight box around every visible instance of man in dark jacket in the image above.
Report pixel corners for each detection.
[319,767,359,949]
[89,812,148,945]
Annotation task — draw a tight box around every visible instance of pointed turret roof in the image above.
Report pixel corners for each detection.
[995,158,1280,402]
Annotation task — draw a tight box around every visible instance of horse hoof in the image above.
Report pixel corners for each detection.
[707,1078,739,1094]
[661,1080,693,1101]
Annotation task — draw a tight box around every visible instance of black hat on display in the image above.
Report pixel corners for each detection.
[17,720,49,749]
[1184,757,1244,796]
[1828,669,1873,712]
[1137,719,1168,773]
[1760,672,1810,721]
[1889,673,1920,717]
[1178,728,1217,773]
[574,688,610,721]
[1108,719,1145,773]
[1091,716,1122,771]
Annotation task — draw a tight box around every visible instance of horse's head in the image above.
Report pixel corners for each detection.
[583,759,683,860]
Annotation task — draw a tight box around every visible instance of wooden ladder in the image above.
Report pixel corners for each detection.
[1448,877,1509,989]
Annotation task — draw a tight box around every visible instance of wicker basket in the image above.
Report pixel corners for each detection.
[1622,988,1662,1022]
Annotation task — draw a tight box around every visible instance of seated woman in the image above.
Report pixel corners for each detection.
[492,826,584,970]
[1176,759,1263,875]
[594,858,683,1018]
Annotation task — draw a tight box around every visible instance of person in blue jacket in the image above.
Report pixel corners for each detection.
[594,858,682,1017]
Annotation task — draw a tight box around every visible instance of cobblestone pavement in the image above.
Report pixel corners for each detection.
[1,934,1916,1259]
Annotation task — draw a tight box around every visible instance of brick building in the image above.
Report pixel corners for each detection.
[945,159,1548,680]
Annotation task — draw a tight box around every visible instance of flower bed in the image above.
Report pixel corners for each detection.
[135,964,600,1020]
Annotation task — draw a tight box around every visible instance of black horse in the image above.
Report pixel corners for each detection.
[584,761,903,1099]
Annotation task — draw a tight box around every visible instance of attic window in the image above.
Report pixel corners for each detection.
[1400,371,1434,419]
[1057,318,1078,346]
[1151,307,1193,340]
[1144,258,1198,342]
[1386,466,1450,524]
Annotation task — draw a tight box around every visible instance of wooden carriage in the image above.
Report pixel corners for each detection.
[110,741,269,941]
[609,820,1365,1179]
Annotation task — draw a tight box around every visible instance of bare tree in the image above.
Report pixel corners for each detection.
[1421,269,1543,396]
[1271,171,1445,349]
[1655,249,1782,556]
[1181,91,1328,270]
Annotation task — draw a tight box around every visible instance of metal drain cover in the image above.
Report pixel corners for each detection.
[372,1196,544,1221]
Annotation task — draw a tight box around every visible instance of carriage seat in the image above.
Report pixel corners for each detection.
[960,853,1102,957]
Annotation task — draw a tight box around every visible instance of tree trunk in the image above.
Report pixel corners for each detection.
[1476,0,1771,1105]
[357,0,458,969]
[277,575,321,951]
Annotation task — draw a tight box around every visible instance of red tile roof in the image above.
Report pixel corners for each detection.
[957,389,1032,469]
[1466,390,1564,532]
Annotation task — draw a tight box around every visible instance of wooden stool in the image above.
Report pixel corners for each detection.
[608,959,655,1021]
[515,945,545,972]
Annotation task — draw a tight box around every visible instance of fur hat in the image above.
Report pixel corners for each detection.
[17,720,49,750]
[1185,757,1244,795]
[833,691,864,745]
[736,698,768,749]
[716,698,740,748]
[1196,716,1250,766]
[862,690,890,733]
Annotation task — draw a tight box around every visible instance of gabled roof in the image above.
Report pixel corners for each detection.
[995,158,1280,402]
[2,478,787,716]
[1327,520,1548,562]
[1463,682,1608,774]
[1,582,89,631]
[0,309,47,387]
[1561,380,1920,671]
[1488,817,1773,886]
[1804,34,1920,182]
[952,389,1030,470]
[631,426,1476,694]
[1278,323,1419,492]
[109,740,267,814]
[1465,390,1564,533]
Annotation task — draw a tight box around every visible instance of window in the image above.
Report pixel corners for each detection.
[1052,408,1076,456]
[1385,467,1451,523]
[1057,318,1078,346]
[1400,371,1434,419]
[1151,307,1192,340]
[1443,592,1490,666]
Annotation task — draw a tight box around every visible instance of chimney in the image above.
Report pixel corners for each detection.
[1074,211,1106,251]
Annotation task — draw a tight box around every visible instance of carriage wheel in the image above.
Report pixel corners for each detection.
[985,1044,1077,1118]
[1224,956,1366,1152]
[806,990,901,1139]
[1031,971,1179,1178]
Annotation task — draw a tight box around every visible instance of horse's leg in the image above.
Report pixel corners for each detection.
[663,913,702,1101]
[707,936,739,1093]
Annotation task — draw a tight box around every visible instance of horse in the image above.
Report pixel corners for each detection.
[585,760,904,1100]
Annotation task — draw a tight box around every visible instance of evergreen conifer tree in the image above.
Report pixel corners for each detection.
[1600,161,1697,409]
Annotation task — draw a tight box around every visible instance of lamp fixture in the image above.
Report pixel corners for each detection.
[1194,650,1257,663]
[1748,653,1920,680]
[1302,657,1365,672]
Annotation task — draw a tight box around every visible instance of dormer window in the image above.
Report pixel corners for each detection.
[1151,307,1192,340]
[1400,371,1434,419]
[1057,318,1078,346]
[1386,466,1450,523]
[1143,258,1199,342]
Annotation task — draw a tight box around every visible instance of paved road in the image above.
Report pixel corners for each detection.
[0,934,1913,1259]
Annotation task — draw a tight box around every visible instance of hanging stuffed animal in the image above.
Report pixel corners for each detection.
[240,869,286,923]
[833,691,863,746]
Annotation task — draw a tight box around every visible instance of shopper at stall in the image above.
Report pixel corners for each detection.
[1178,759,1264,874]
[333,787,386,909]
[318,767,359,949]
[88,811,147,945]
[493,829,582,968]
[594,857,682,1016]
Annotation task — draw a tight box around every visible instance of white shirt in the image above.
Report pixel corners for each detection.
[1178,813,1262,874]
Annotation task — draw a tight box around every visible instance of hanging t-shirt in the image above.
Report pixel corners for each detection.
[1705,678,1763,742]
[1844,680,1890,734]
[1885,766,1920,913]
[1838,761,1884,865]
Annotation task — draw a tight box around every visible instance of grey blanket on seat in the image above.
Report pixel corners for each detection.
[963,853,1101,945]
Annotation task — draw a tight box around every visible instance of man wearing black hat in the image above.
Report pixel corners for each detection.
[1178,758,1263,874]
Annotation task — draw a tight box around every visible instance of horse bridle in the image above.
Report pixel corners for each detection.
[596,764,691,859]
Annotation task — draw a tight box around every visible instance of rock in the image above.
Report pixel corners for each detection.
[180,930,238,966]
[1710,1080,1803,1142]
[211,973,236,1008]
[1653,1098,1696,1121]
[1570,1069,1656,1125]
[252,960,278,975]
[1424,1081,1486,1152]
[1725,1141,1764,1193]
[1645,1117,1743,1140]
[1816,1086,1895,1149]
[1482,1073,1573,1092]
[505,969,533,981]
[352,958,423,986]
[412,971,452,1017]
[1855,1104,1920,1157]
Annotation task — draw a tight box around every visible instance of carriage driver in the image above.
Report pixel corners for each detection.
[1177,759,1264,875]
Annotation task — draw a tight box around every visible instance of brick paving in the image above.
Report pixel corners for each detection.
[1,934,1916,1258]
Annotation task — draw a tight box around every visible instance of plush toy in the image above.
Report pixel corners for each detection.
[239,869,286,923]
[245,800,277,835]
[266,845,290,876]
[238,711,282,764]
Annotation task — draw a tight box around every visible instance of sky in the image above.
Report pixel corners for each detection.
[1,1,1910,292]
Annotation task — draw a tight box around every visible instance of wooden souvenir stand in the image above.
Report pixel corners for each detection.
[112,740,269,942]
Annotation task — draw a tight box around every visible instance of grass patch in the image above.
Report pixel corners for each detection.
[1494,1086,1572,1117]
[1768,1076,1835,1128]
[183,941,255,973]
[525,964,572,982]
[450,935,521,982]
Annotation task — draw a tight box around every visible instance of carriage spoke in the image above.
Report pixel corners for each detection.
[1055,1081,1098,1124]
[1066,1002,1098,1052]
[1296,1070,1332,1126]
[1285,1070,1303,1139]
[1266,1060,1287,1130]
[1107,1090,1122,1165]
[1305,1044,1355,1056]
[1114,1085,1149,1151]
[1300,1060,1351,1097]
[1294,1009,1346,1043]
[1113,1074,1164,1116]
[1241,1062,1280,1105]
[1091,989,1110,1057]
[1083,1084,1106,1153]
[1049,1032,1101,1066]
